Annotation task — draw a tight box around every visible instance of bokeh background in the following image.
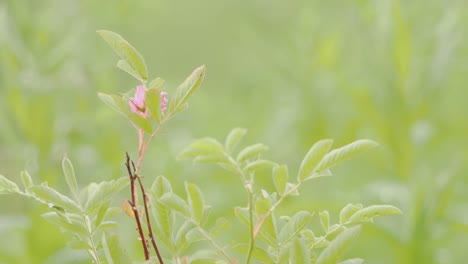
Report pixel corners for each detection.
[1,0,467,263]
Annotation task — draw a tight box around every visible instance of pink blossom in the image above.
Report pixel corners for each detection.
[160,91,168,113]
[129,85,146,117]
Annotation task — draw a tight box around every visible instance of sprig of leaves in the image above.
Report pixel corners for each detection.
[0,157,129,264]
[178,128,402,263]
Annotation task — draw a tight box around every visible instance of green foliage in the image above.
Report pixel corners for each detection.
[178,128,402,263]
[0,157,129,264]
[0,25,406,264]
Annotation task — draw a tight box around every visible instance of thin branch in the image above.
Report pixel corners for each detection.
[126,153,150,260]
[136,175,164,264]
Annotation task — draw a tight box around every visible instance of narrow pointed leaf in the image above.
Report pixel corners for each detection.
[62,156,79,199]
[20,170,33,189]
[234,207,249,226]
[244,160,276,173]
[349,205,402,223]
[97,93,128,117]
[339,203,363,225]
[279,211,314,245]
[29,185,81,213]
[316,225,362,264]
[97,30,148,82]
[102,233,132,264]
[272,165,288,196]
[116,59,141,82]
[159,192,190,217]
[210,217,230,238]
[225,127,247,153]
[298,139,333,181]
[178,138,224,159]
[290,238,311,264]
[185,182,204,222]
[0,174,20,194]
[150,175,172,198]
[319,211,330,233]
[84,177,129,214]
[236,143,268,163]
[315,140,378,173]
[148,77,165,90]
[127,112,152,133]
[255,196,277,245]
[168,65,206,114]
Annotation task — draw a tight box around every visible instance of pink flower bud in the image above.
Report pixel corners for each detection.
[129,85,147,117]
[160,91,168,113]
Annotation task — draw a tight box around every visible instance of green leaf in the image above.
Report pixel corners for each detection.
[97,221,119,231]
[159,192,190,217]
[152,200,173,241]
[178,138,224,159]
[225,127,247,153]
[316,225,362,264]
[175,220,195,246]
[234,207,249,227]
[298,139,333,181]
[338,258,364,264]
[319,211,330,233]
[150,175,172,198]
[244,160,277,173]
[148,77,165,90]
[236,143,269,163]
[97,30,148,82]
[279,211,314,245]
[234,244,271,263]
[29,185,81,213]
[102,233,132,264]
[42,212,87,235]
[185,182,204,222]
[193,155,230,165]
[290,238,311,264]
[0,174,20,194]
[116,59,142,82]
[145,88,162,123]
[255,196,277,246]
[272,165,288,196]
[210,217,230,238]
[84,177,129,214]
[349,205,402,223]
[97,93,129,117]
[127,112,152,133]
[186,227,205,244]
[20,170,33,189]
[168,65,206,115]
[62,156,79,199]
[339,204,363,225]
[326,224,346,240]
[315,140,378,173]
[95,201,112,228]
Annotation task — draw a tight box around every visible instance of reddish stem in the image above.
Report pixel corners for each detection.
[136,175,164,264]
[125,153,150,260]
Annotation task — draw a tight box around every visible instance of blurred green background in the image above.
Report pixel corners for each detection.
[1,0,467,263]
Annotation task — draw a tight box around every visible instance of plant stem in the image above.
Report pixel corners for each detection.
[245,184,255,264]
[83,215,101,264]
[253,182,302,238]
[136,175,164,264]
[125,153,150,260]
